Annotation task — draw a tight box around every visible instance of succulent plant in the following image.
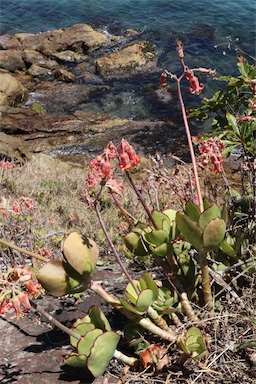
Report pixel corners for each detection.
[177,327,208,360]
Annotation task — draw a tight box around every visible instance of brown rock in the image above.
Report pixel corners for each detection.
[0,34,22,49]
[54,69,75,82]
[28,64,53,77]
[15,24,108,55]
[0,131,31,161]
[0,49,26,71]
[51,50,88,63]
[95,41,156,76]
[0,73,28,106]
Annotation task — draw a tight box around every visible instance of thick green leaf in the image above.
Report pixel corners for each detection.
[136,289,154,311]
[151,210,170,230]
[70,323,95,348]
[77,329,103,356]
[220,240,237,258]
[123,232,149,256]
[237,60,250,77]
[62,232,99,278]
[125,280,140,300]
[226,112,240,136]
[143,273,159,300]
[119,298,144,315]
[202,218,226,251]
[72,315,91,329]
[163,209,177,222]
[203,197,212,210]
[199,204,220,230]
[185,201,200,223]
[151,242,173,257]
[144,229,168,246]
[37,260,84,297]
[88,306,111,332]
[176,213,203,250]
[64,352,87,367]
[87,332,120,377]
[186,327,202,340]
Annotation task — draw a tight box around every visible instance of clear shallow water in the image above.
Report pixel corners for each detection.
[1,1,255,154]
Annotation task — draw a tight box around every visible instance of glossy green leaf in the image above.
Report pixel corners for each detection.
[203,197,212,210]
[64,352,87,367]
[136,289,154,311]
[123,232,149,256]
[185,201,200,223]
[144,229,168,246]
[176,213,203,250]
[226,112,240,136]
[202,218,226,251]
[119,298,144,315]
[87,331,120,377]
[143,273,159,300]
[151,242,173,257]
[199,204,220,230]
[151,210,170,230]
[77,329,103,356]
[220,240,237,258]
[62,232,99,278]
[70,323,95,348]
[125,280,140,300]
[37,259,84,297]
[88,306,111,332]
[237,60,250,77]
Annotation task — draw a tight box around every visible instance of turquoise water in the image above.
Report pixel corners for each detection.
[1,1,255,153]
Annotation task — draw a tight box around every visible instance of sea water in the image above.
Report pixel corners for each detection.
[1,0,255,153]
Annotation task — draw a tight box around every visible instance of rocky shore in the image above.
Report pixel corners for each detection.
[0,23,178,166]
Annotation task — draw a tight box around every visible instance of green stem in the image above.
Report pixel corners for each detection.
[0,238,49,263]
[89,281,176,342]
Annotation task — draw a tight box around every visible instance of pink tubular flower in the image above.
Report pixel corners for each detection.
[106,178,123,194]
[118,139,140,170]
[160,72,168,87]
[0,299,12,315]
[198,138,225,173]
[18,292,31,311]
[24,279,42,297]
[185,69,204,95]
[85,171,98,188]
[12,296,24,319]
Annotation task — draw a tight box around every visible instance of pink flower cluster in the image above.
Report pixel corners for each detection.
[185,69,204,95]
[85,139,140,190]
[11,197,35,215]
[198,138,225,173]
[0,266,42,319]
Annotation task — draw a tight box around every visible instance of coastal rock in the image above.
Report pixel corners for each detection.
[0,49,25,71]
[0,73,28,106]
[95,41,156,76]
[50,50,88,63]
[0,131,31,161]
[14,24,108,55]
[53,69,75,82]
[0,34,22,50]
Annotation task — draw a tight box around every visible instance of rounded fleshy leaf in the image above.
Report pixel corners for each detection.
[62,232,99,278]
[202,218,226,251]
[136,289,154,312]
[220,240,237,258]
[151,210,170,231]
[77,328,103,356]
[144,273,159,300]
[151,242,173,257]
[87,331,120,377]
[199,204,221,230]
[203,197,212,210]
[37,260,84,297]
[185,201,200,223]
[176,213,203,250]
[70,323,95,348]
[143,229,168,246]
[119,298,144,315]
[88,306,111,332]
[72,314,91,328]
[64,352,87,367]
[123,232,149,256]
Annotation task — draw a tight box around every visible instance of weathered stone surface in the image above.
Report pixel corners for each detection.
[95,41,156,76]
[0,49,25,71]
[50,50,88,63]
[0,131,31,160]
[27,64,52,77]
[15,24,108,55]
[54,69,75,82]
[0,73,28,106]
[22,49,59,71]
[0,34,22,49]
